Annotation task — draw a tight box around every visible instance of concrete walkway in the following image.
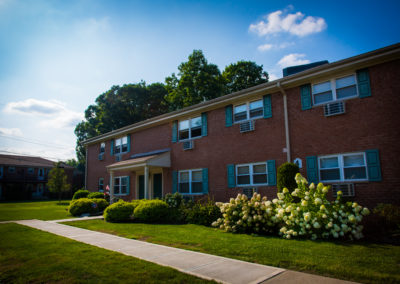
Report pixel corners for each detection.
[14,219,357,284]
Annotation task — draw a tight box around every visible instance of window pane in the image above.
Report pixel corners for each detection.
[122,144,128,152]
[100,143,105,153]
[114,185,120,194]
[192,170,202,182]
[179,129,189,140]
[314,91,333,104]
[313,81,331,93]
[344,167,367,180]
[250,100,263,110]
[121,177,127,186]
[192,182,203,193]
[114,178,120,186]
[115,139,121,146]
[115,146,121,154]
[191,117,202,128]
[191,127,202,138]
[320,157,339,168]
[234,104,246,114]
[253,164,266,174]
[253,174,267,184]
[122,136,127,145]
[179,182,189,193]
[237,175,250,185]
[179,172,189,182]
[336,75,355,89]
[237,166,249,175]
[179,120,189,130]
[344,154,365,167]
[337,85,357,99]
[234,112,247,122]
[249,108,263,118]
[121,185,127,194]
[320,169,340,181]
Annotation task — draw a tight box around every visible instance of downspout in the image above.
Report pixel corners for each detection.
[85,146,88,190]
[277,81,291,163]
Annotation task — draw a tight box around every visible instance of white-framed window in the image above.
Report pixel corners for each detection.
[178,169,203,194]
[114,176,129,195]
[115,136,128,154]
[319,152,368,182]
[8,166,16,173]
[98,178,104,192]
[179,116,202,141]
[100,142,105,153]
[234,99,263,122]
[236,162,268,186]
[28,167,34,175]
[312,74,358,105]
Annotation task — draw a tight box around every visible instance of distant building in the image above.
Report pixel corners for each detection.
[0,154,82,200]
[83,43,400,209]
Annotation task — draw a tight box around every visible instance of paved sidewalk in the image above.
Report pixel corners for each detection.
[14,219,357,284]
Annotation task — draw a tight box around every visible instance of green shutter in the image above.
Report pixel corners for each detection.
[172,121,178,143]
[126,176,130,195]
[306,156,319,184]
[300,84,312,110]
[225,105,233,127]
[202,168,209,194]
[127,134,131,152]
[267,160,276,186]
[110,139,114,156]
[227,164,235,188]
[263,94,272,118]
[366,149,382,181]
[172,171,178,193]
[357,69,371,98]
[201,112,208,136]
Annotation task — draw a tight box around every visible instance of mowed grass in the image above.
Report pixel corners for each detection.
[67,220,400,284]
[0,223,213,283]
[0,200,73,221]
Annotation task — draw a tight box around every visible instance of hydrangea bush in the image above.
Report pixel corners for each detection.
[212,173,370,240]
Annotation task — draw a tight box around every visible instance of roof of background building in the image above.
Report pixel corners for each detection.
[0,154,73,168]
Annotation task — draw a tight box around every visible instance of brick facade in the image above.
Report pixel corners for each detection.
[85,44,400,208]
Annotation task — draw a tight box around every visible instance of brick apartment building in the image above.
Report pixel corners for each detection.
[0,154,80,200]
[83,43,400,209]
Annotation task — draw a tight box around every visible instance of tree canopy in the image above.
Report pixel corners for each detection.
[47,162,71,202]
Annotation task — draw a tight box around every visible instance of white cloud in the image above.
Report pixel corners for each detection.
[257,43,273,52]
[4,99,83,128]
[0,127,23,137]
[278,53,310,68]
[249,10,326,37]
[257,42,294,52]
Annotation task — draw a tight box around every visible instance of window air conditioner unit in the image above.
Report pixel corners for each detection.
[183,140,194,150]
[324,101,345,116]
[332,183,355,197]
[98,153,104,161]
[115,155,122,162]
[239,120,255,133]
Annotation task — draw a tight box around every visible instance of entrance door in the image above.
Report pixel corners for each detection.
[153,173,162,199]
[138,175,144,199]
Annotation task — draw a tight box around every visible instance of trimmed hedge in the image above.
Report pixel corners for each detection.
[88,192,105,199]
[185,200,221,226]
[277,162,299,193]
[134,200,170,223]
[69,198,109,216]
[104,201,137,222]
[72,189,90,200]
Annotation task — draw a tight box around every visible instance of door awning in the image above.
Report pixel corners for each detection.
[106,151,170,172]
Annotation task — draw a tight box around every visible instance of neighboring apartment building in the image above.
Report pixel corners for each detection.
[83,43,400,209]
[0,155,76,200]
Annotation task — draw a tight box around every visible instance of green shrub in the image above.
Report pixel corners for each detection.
[373,203,400,231]
[185,199,222,226]
[134,200,169,223]
[164,192,184,208]
[72,189,90,200]
[104,200,137,222]
[277,162,299,193]
[88,192,105,199]
[69,198,109,216]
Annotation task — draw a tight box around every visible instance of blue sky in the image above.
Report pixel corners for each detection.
[0,0,399,161]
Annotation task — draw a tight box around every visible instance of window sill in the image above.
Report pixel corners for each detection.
[178,136,203,143]
[233,116,263,124]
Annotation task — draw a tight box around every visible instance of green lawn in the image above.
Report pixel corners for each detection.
[0,223,212,283]
[0,200,73,221]
[66,220,400,284]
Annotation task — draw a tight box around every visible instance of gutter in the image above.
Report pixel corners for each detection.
[277,82,291,163]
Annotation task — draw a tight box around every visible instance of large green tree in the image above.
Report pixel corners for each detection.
[74,82,168,164]
[222,61,269,94]
[47,162,71,203]
[165,50,225,110]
